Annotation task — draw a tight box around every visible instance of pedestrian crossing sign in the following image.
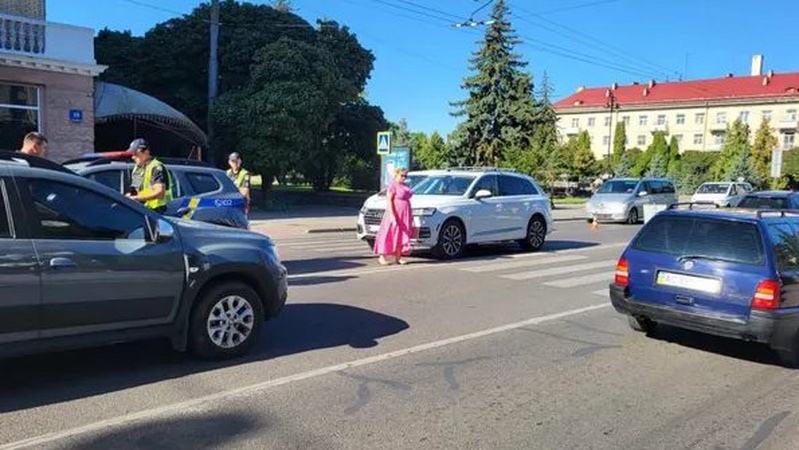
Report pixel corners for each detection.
[377,131,391,155]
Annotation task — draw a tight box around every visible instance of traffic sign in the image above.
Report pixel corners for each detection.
[377,131,391,155]
[771,149,783,178]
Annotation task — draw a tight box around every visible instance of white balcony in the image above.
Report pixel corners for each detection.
[563,126,580,136]
[651,122,669,133]
[778,116,798,130]
[709,121,728,132]
[707,143,723,151]
[0,13,97,66]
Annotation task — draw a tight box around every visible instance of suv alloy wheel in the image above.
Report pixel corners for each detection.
[519,215,546,251]
[434,219,466,259]
[190,282,264,358]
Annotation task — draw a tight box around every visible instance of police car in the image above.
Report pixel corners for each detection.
[73,157,249,229]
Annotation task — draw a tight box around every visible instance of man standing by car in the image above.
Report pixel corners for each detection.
[227,152,251,214]
[18,132,48,157]
[126,138,172,214]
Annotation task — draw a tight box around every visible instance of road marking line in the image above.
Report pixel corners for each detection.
[287,242,628,280]
[592,289,608,297]
[461,254,588,273]
[280,239,359,248]
[544,272,614,288]
[0,303,610,450]
[501,260,616,281]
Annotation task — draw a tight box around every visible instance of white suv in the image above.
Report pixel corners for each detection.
[356,168,554,259]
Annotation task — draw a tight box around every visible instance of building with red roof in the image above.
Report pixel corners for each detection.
[553,55,799,159]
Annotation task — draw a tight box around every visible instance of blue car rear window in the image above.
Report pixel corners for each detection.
[738,196,789,209]
[633,215,764,266]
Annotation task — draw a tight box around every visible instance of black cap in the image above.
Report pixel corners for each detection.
[128,138,150,152]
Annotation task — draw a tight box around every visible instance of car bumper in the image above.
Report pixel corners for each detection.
[586,209,628,222]
[356,214,439,248]
[609,284,799,351]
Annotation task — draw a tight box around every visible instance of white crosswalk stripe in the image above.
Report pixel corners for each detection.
[592,289,608,297]
[500,260,617,281]
[461,254,588,273]
[543,272,614,288]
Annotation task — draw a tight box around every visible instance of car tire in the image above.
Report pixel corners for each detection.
[518,215,547,252]
[190,282,264,359]
[365,237,376,250]
[628,315,657,333]
[433,219,466,259]
[627,207,639,225]
[776,341,799,369]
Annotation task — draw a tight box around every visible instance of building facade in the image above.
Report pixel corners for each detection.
[554,56,799,160]
[0,0,104,160]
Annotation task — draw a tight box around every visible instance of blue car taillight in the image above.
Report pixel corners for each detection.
[614,257,629,287]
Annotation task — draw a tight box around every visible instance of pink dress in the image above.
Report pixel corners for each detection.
[374,181,413,256]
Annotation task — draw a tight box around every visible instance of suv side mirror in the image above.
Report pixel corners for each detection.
[638,191,649,197]
[474,189,493,200]
[153,218,175,243]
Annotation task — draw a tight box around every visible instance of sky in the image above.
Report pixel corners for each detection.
[49,0,799,136]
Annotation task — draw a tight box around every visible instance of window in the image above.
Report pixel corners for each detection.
[739,111,750,123]
[763,110,773,122]
[471,175,498,197]
[633,216,764,266]
[0,83,40,151]
[571,118,580,128]
[637,135,647,146]
[661,181,676,194]
[0,181,10,238]
[639,115,648,126]
[676,114,685,125]
[604,116,611,127]
[656,115,666,126]
[694,134,704,145]
[739,195,790,210]
[87,170,123,193]
[695,113,705,125]
[716,112,727,124]
[784,133,796,149]
[648,180,663,194]
[598,180,638,194]
[27,180,147,241]
[602,135,610,146]
[787,110,798,121]
[622,116,630,126]
[587,117,596,127]
[413,175,476,196]
[715,134,726,146]
[498,176,537,196]
[766,222,799,271]
[185,172,221,195]
[674,134,683,146]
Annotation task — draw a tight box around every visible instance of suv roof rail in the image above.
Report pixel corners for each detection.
[667,201,720,210]
[755,209,799,219]
[446,166,517,173]
[0,150,75,174]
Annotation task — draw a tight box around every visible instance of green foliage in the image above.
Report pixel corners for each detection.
[415,132,451,170]
[641,131,669,177]
[614,149,634,177]
[612,121,626,166]
[711,120,752,181]
[571,131,596,179]
[677,151,720,194]
[451,0,537,166]
[94,29,143,88]
[667,135,681,179]
[752,118,778,186]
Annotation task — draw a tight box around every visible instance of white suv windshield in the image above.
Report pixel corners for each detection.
[413,175,476,196]
[697,183,730,194]
[598,180,638,194]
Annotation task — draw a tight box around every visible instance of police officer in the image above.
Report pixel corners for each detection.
[19,132,48,157]
[126,138,172,214]
[227,152,251,213]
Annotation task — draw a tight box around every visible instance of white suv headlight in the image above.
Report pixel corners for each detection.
[413,207,437,216]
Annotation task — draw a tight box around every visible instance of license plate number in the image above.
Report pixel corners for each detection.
[368,225,380,234]
[656,271,721,294]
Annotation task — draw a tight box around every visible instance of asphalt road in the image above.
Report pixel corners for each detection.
[2,221,799,449]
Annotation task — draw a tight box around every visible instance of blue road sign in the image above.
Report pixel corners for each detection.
[377,131,391,154]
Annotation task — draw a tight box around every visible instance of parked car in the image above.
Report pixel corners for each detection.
[610,204,799,367]
[76,159,249,229]
[0,151,287,359]
[737,191,799,210]
[585,178,677,224]
[357,168,554,259]
[691,182,752,207]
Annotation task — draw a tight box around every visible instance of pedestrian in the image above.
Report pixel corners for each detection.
[374,167,413,266]
[125,138,172,214]
[18,132,48,157]
[227,152,251,214]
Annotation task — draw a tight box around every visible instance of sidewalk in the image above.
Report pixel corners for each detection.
[250,204,586,236]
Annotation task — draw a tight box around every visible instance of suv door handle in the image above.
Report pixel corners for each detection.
[49,257,77,269]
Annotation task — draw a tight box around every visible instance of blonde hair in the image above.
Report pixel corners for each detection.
[394,167,408,176]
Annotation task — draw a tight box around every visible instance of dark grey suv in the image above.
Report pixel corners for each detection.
[0,152,287,359]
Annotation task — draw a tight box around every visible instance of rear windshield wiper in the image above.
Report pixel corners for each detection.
[677,254,730,263]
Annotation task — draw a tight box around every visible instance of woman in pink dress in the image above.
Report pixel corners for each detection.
[374,168,413,265]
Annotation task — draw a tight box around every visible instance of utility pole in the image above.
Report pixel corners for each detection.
[207,0,220,165]
[605,89,618,163]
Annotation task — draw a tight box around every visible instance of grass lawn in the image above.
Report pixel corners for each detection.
[553,196,589,205]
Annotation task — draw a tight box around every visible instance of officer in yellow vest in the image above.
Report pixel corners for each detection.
[227,152,251,213]
[126,138,172,214]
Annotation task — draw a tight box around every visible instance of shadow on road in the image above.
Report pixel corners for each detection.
[0,303,410,413]
[646,325,782,366]
[284,256,373,276]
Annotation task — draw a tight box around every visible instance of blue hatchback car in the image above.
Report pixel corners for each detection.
[610,204,799,367]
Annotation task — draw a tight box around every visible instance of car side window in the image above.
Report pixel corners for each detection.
[185,172,221,195]
[767,223,799,271]
[637,182,650,194]
[87,170,123,193]
[168,170,181,198]
[498,176,535,196]
[26,180,148,241]
[662,182,676,194]
[649,181,663,195]
[729,185,738,196]
[472,175,498,197]
[0,180,10,238]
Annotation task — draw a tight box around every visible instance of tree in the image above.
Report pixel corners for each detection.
[752,118,778,187]
[532,71,560,183]
[711,120,751,181]
[667,135,681,179]
[727,143,758,183]
[391,119,412,147]
[271,0,292,12]
[572,131,596,179]
[451,0,537,166]
[615,149,634,177]
[678,151,719,194]
[640,131,669,177]
[612,121,627,166]
[415,132,450,170]
[94,29,143,89]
